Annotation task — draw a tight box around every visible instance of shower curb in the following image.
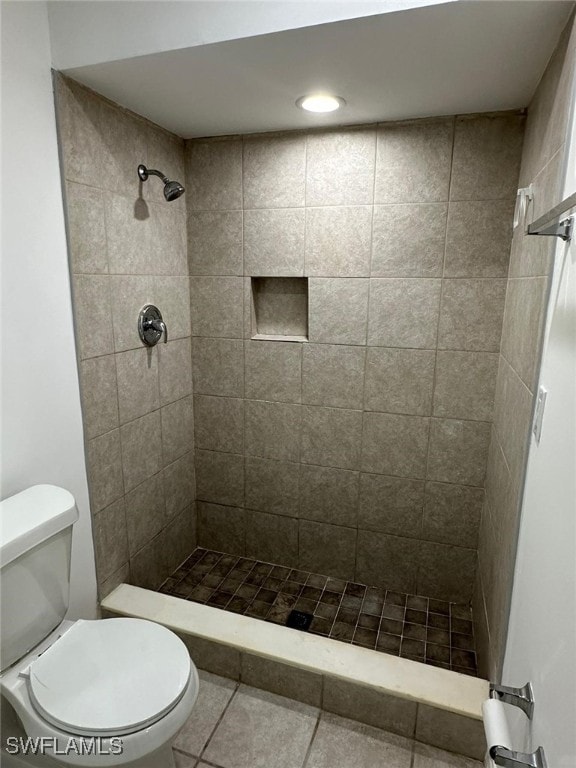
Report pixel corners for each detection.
[101,584,487,761]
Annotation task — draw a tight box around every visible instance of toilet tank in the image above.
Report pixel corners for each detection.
[0,485,78,671]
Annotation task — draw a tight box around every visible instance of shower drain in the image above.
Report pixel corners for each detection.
[286,610,313,631]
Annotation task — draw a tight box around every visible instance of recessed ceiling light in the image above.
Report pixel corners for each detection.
[296,94,346,113]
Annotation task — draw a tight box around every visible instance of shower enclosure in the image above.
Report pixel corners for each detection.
[54,71,548,682]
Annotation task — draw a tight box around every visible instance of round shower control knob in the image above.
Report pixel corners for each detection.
[138,305,168,346]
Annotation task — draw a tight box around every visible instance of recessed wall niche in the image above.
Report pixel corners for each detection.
[250,277,308,341]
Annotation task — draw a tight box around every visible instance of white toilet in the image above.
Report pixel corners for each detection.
[0,485,199,768]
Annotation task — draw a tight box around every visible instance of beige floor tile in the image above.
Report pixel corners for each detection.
[173,671,237,758]
[306,712,413,768]
[203,684,319,768]
[173,750,197,767]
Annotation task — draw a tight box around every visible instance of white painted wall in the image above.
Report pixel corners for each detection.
[501,88,576,765]
[0,1,97,619]
[47,0,448,70]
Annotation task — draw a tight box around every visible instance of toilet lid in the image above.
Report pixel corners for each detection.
[27,618,191,736]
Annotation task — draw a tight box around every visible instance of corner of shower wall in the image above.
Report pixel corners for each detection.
[53,73,196,600]
[474,9,576,679]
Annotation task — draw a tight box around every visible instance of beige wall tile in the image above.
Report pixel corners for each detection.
[243,134,306,208]
[244,340,302,403]
[444,200,515,277]
[309,278,369,345]
[423,482,483,548]
[493,358,533,486]
[244,208,305,276]
[245,400,301,461]
[92,498,129,582]
[129,529,169,590]
[65,182,108,274]
[55,76,104,186]
[438,279,507,351]
[79,355,119,439]
[159,337,193,406]
[299,520,357,578]
[124,473,166,555]
[241,654,322,707]
[450,114,524,201]
[188,211,243,276]
[154,276,191,339]
[306,128,376,206]
[245,456,299,517]
[299,464,359,527]
[301,405,363,470]
[194,395,244,453]
[375,118,453,204]
[302,344,365,410]
[162,452,196,520]
[105,192,152,274]
[358,474,424,538]
[186,139,243,210]
[110,275,155,352]
[427,418,491,487]
[500,277,548,389]
[72,275,114,359]
[361,412,429,478]
[306,206,372,277]
[99,100,147,196]
[368,279,441,349]
[192,337,244,398]
[115,346,160,424]
[371,203,447,278]
[417,541,477,602]
[323,677,418,737]
[245,509,298,566]
[198,501,245,556]
[120,410,162,492]
[195,449,245,507]
[412,742,483,768]
[164,505,197,573]
[364,348,435,415]
[179,634,241,679]
[161,395,194,464]
[151,205,188,276]
[98,561,130,600]
[415,705,486,761]
[433,350,499,421]
[87,429,124,512]
[190,276,244,338]
[356,530,419,593]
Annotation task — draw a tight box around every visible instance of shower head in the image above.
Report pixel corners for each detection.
[137,164,185,202]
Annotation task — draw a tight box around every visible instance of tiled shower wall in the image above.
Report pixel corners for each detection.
[55,76,196,598]
[475,13,576,679]
[186,114,524,603]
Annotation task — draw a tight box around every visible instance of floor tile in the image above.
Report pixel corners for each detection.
[159,547,479,676]
[203,685,319,768]
[306,712,413,768]
[173,751,197,768]
[173,671,237,758]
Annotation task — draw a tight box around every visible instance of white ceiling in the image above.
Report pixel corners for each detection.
[61,0,574,139]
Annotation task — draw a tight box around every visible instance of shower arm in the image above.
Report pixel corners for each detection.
[137,165,169,184]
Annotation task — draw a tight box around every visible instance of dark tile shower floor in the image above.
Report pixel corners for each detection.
[159,547,478,677]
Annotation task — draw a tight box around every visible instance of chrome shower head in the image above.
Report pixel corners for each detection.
[137,164,185,202]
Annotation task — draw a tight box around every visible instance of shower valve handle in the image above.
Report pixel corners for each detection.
[147,318,168,343]
[138,305,168,346]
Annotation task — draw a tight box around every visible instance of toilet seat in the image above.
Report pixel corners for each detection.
[25,618,191,737]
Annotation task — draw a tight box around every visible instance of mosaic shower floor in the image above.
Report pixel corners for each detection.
[159,547,478,677]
